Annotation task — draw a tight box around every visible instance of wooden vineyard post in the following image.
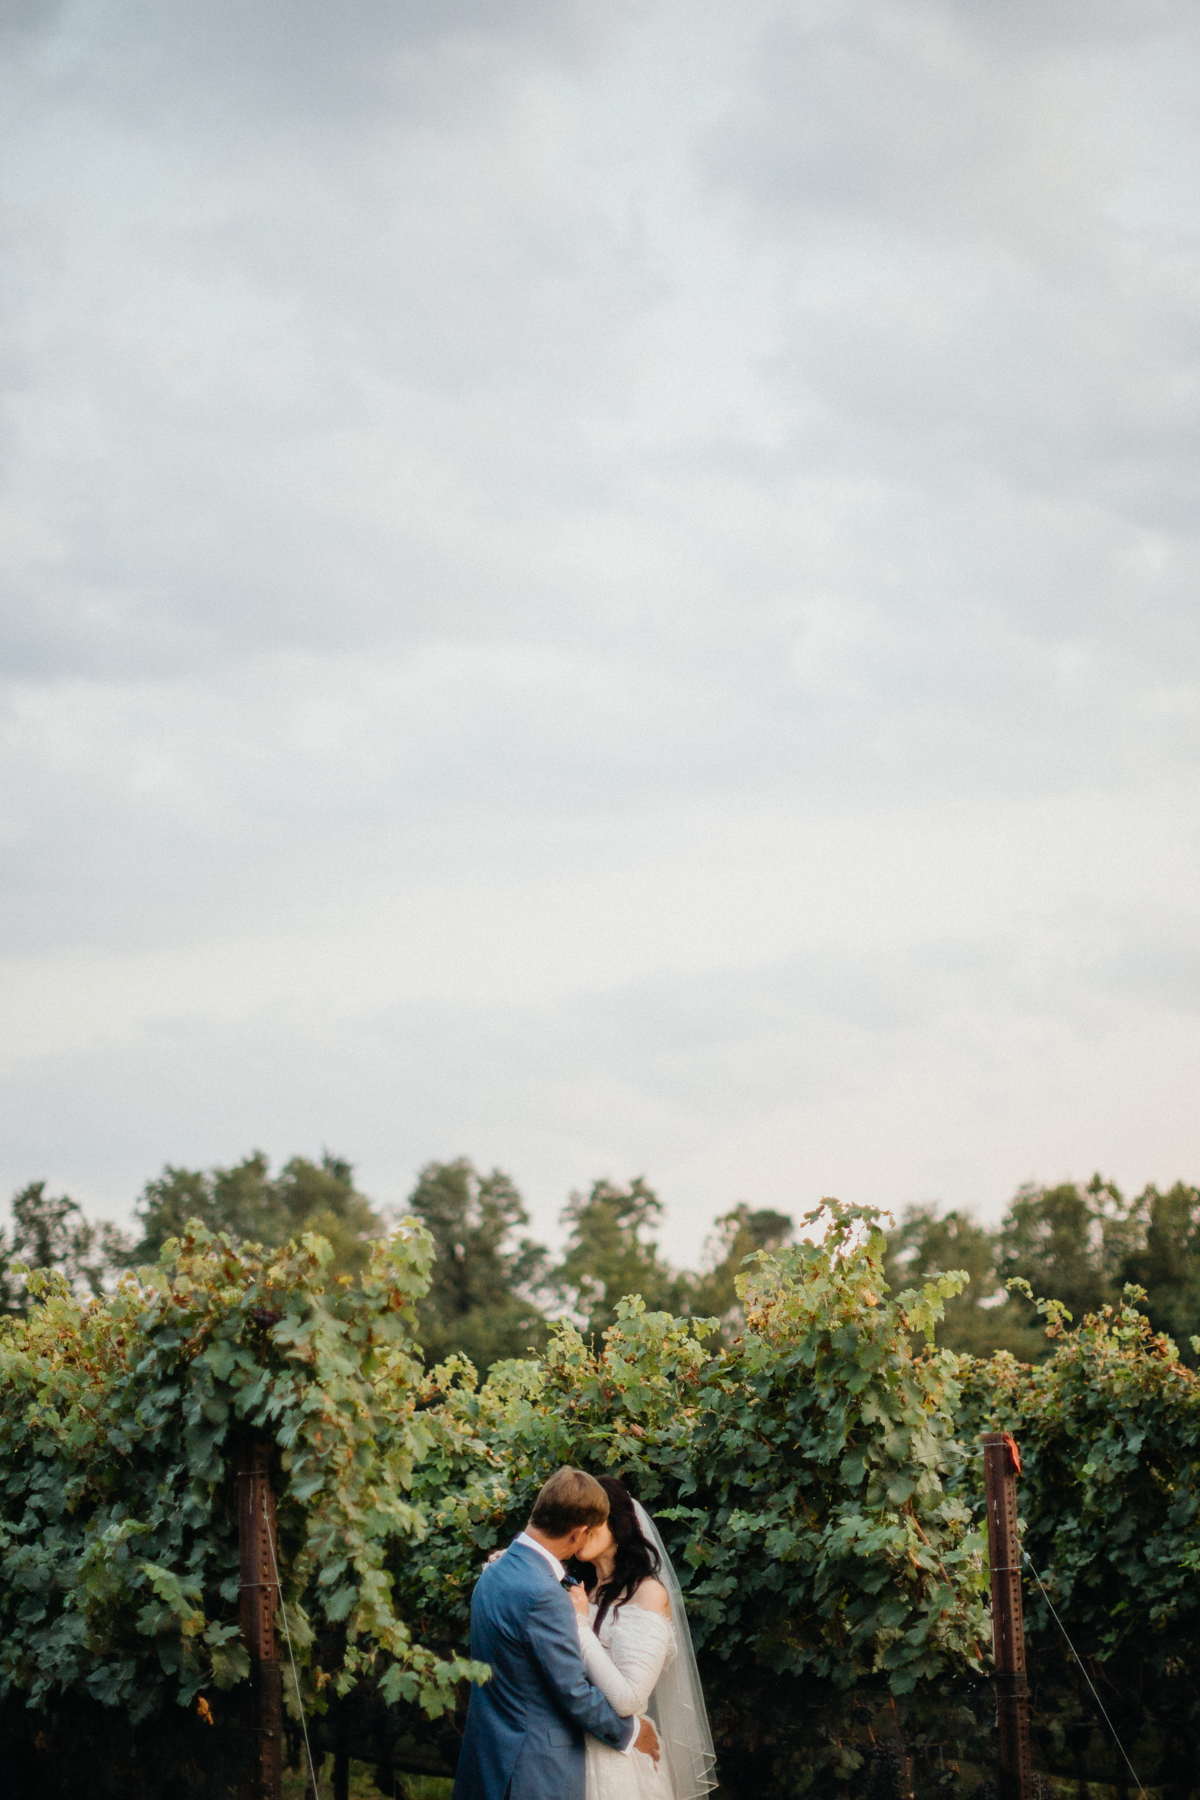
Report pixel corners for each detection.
[983,1432,1034,1800]
[238,1436,283,1800]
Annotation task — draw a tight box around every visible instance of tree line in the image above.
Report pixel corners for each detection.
[4,1151,1200,1366]
[885,1173,1200,1363]
[0,1152,793,1362]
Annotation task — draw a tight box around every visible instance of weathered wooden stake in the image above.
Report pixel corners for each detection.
[983,1432,1034,1800]
[238,1437,283,1800]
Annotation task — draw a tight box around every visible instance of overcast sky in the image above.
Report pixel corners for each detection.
[3,0,1200,1262]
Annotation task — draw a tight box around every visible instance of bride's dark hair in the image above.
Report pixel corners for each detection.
[571,1474,661,1634]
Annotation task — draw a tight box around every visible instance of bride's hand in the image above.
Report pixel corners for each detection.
[568,1583,590,1619]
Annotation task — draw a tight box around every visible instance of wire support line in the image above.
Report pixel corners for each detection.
[264,1496,322,1800]
[1021,1551,1146,1800]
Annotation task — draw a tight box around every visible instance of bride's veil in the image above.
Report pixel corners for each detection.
[632,1500,717,1800]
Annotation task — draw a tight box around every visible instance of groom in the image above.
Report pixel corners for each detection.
[453,1467,660,1800]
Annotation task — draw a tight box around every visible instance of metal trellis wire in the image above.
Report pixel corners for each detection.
[1022,1551,1146,1800]
[264,1494,322,1800]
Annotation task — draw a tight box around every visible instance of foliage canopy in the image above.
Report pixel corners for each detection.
[0,1221,481,1740]
[9,1154,1200,1793]
[405,1158,548,1369]
[130,1151,385,1280]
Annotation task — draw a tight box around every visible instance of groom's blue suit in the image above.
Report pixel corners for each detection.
[453,1537,632,1800]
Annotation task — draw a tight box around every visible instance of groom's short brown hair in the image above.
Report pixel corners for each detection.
[529,1467,609,1537]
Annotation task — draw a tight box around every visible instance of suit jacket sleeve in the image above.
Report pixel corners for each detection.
[524,1586,632,1749]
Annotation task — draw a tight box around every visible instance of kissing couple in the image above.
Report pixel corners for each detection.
[453,1467,716,1800]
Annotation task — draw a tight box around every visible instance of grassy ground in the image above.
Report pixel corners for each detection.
[1043,1783,1162,1799]
[281,1761,452,1800]
[279,1759,1165,1799]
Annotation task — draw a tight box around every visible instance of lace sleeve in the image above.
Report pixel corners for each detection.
[578,1610,674,1717]
[577,1617,637,1716]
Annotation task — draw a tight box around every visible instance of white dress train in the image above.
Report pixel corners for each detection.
[576,1603,677,1800]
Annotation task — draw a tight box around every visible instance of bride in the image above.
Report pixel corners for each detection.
[566,1477,716,1800]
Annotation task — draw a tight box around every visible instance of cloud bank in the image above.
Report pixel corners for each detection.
[3,0,1200,1257]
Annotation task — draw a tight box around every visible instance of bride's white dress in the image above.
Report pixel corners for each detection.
[576,1602,677,1800]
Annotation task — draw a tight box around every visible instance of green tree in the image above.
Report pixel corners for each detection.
[129,1150,384,1279]
[1120,1180,1200,1364]
[548,1176,686,1339]
[882,1203,1042,1358]
[687,1202,793,1333]
[404,1158,548,1369]
[996,1175,1135,1348]
[883,1177,1158,1361]
[0,1181,131,1316]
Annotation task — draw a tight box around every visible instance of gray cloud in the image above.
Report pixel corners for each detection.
[3,0,1200,1253]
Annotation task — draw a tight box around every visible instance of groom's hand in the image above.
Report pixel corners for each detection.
[633,1717,660,1765]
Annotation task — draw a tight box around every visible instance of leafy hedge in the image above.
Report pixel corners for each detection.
[954,1293,1200,1794]
[381,1201,992,1798]
[5,1203,1200,1798]
[329,1220,1200,1799]
[0,1226,480,1796]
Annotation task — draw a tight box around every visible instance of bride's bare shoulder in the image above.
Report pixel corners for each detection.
[628,1577,670,1616]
